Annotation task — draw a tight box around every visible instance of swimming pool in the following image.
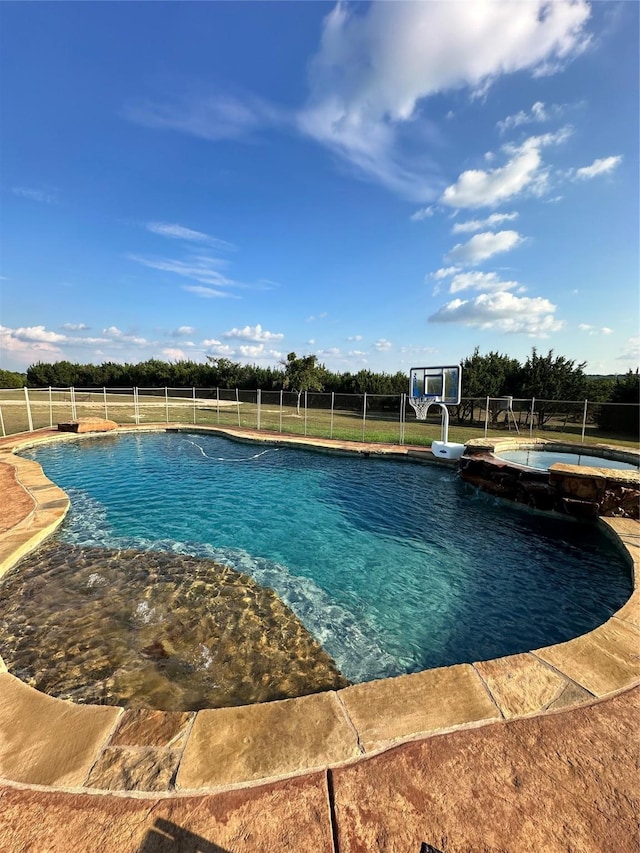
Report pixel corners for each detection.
[8,431,632,700]
[495,449,639,472]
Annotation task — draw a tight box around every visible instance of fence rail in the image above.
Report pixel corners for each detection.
[0,386,638,449]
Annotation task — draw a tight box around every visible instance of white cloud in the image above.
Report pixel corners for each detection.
[346,334,363,341]
[428,291,563,336]
[235,345,283,363]
[0,325,62,358]
[451,212,518,234]
[374,339,392,351]
[124,90,284,142]
[12,186,56,204]
[448,271,520,294]
[0,324,114,363]
[146,222,235,251]
[183,285,236,299]
[348,350,367,358]
[128,253,236,288]
[574,155,622,180]
[13,325,67,343]
[441,145,542,209]
[440,130,570,209]
[617,336,640,363]
[61,322,90,331]
[222,324,284,343]
[579,324,615,336]
[202,339,235,357]
[317,347,341,357]
[102,326,149,346]
[399,345,439,356]
[162,348,187,361]
[410,206,435,221]
[306,312,328,322]
[238,344,266,359]
[447,230,523,265]
[430,266,461,280]
[496,101,557,134]
[173,326,195,336]
[299,1,590,198]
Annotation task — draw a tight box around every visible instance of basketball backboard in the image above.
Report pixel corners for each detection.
[409,365,462,405]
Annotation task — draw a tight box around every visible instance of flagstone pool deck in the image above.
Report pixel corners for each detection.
[0,425,638,852]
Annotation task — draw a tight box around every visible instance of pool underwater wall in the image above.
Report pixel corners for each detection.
[460,438,640,520]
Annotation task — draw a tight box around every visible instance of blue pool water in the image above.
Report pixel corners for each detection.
[496,449,639,472]
[22,432,632,683]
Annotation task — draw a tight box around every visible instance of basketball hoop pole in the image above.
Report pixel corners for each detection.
[425,400,450,443]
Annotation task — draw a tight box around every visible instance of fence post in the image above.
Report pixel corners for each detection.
[236,388,241,427]
[581,399,588,444]
[48,386,53,428]
[304,391,308,436]
[216,388,220,424]
[279,390,283,433]
[399,393,404,445]
[24,387,34,432]
[257,389,261,431]
[70,386,77,420]
[362,392,367,441]
[165,387,169,423]
[330,392,335,440]
[134,387,139,425]
[485,396,490,438]
[529,397,535,438]
[193,387,197,425]
[0,404,5,437]
[103,387,108,420]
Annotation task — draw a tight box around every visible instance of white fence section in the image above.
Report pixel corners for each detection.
[0,386,638,447]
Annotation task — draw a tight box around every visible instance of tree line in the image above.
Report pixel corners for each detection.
[1,347,637,434]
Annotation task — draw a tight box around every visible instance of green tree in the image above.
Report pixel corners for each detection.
[0,369,26,388]
[458,348,520,424]
[517,348,587,427]
[596,370,640,436]
[26,360,80,387]
[281,352,326,414]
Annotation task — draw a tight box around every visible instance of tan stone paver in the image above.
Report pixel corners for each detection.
[534,616,640,696]
[614,589,640,629]
[84,746,182,792]
[0,673,121,787]
[473,652,587,718]
[338,664,501,753]
[176,691,360,789]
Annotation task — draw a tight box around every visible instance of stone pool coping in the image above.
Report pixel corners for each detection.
[0,424,638,795]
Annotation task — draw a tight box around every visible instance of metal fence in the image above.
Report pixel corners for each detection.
[0,386,638,448]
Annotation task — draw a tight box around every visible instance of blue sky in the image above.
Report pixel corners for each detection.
[1,1,638,377]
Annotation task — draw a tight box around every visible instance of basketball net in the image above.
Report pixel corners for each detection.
[408,396,432,421]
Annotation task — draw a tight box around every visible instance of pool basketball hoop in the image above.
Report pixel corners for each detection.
[408,365,465,460]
